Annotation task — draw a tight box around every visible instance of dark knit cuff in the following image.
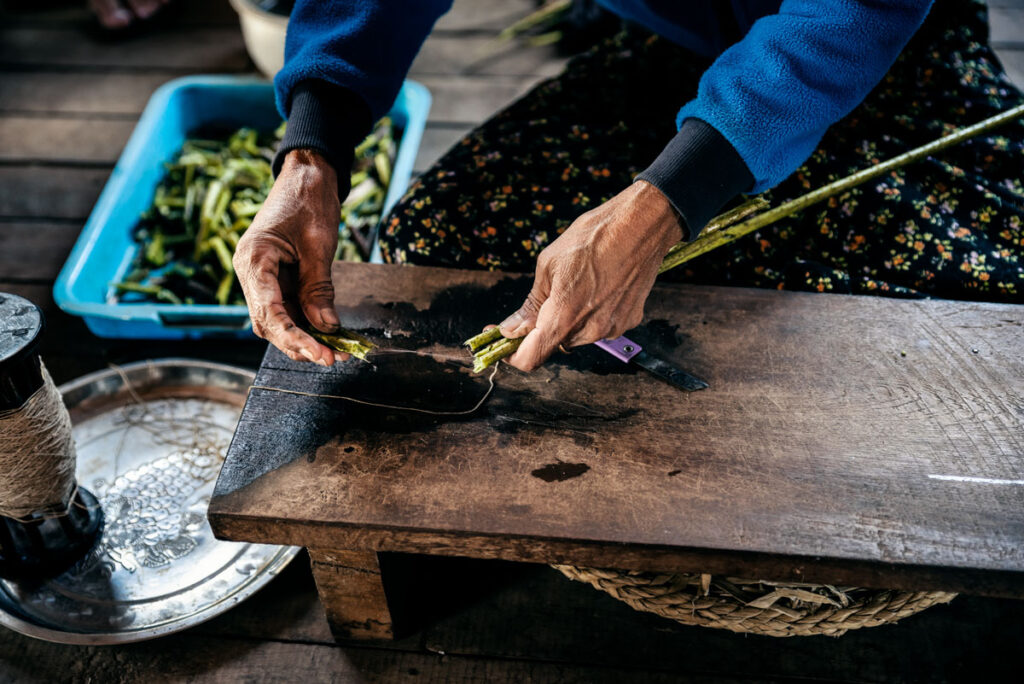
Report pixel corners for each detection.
[273,79,373,192]
[636,117,754,241]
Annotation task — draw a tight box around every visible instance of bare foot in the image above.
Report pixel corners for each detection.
[89,0,170,30]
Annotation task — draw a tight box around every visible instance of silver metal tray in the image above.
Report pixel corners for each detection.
[0,359,300,644]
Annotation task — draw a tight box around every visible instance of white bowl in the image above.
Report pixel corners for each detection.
[229,0,288,78]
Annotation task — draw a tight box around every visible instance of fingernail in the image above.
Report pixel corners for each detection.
[300,348,315,362]
[499,312,523,336]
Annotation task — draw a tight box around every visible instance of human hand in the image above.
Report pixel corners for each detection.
[234,149,347,366]
[499,180,684,371]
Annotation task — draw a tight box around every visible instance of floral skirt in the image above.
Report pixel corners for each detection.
[379,0,1024,303]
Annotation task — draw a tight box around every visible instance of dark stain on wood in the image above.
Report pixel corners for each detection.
[488,384,639,444]
[531,461,591,483]
[339,277,534,349]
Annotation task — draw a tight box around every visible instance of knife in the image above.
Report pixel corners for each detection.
[594,336,708,392]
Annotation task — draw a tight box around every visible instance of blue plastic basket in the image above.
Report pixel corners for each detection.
[54,75,430,339]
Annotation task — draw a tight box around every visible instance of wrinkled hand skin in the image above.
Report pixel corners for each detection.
[234,149,348,366]
[500,180,684,372]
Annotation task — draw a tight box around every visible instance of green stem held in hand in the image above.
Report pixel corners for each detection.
[467,103,1024,373]
[660,102,1024,273]
[308,328,376,362]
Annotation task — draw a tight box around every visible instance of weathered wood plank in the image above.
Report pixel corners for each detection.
[990,8,1024,47]
[434,0,537,32]
[0,71,535,127]
[0,166,107,219]
[309,548,395,641]
[0,624,738,684]
[0,116,132,164]
[0,221,82,279]
[414,124,475,173]
[0,116,472,179]
[411,35,566,78]
[0,27,249,70]
[414,75,541,124]
[996,47,1024,89]
[210,262,1024,598]
[0,72,171,116]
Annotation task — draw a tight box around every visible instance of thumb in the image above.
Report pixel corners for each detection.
[298,245,339,333]
[500,276,549,338]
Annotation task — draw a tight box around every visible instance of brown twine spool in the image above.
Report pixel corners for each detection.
[0,362,77,521]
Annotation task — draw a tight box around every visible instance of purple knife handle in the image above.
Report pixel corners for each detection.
[594,336,643,363]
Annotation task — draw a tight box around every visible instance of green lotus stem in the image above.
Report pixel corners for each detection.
[527,30,563,47]
[215,272,234,306]
[663,197,769,263]
[464,326,504,353]
[309,328,376,362]
[113,281,182,305]
[659,103,1024,274]
[374,151,392,188]
[496,0,571,41]
[209,236,234,275]
[472,336,523,373]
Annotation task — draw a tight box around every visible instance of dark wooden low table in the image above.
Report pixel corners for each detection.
[208,262,1024,641]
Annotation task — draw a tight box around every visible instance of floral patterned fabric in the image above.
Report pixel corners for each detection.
[379,0,1024,303]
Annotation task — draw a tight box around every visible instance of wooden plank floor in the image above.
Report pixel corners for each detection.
[1,1,1023,682]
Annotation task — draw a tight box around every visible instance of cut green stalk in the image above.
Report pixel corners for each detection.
[209,236,234,275]
[464,327,504,353]
[114,281,182,305]
[374,151,391,188]
[472,336,523,373]
[309,328,376,362]
[215,272,234,306]
[145,231,168,267]
[527,30,563,47]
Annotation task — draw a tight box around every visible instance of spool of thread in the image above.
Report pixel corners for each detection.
[0,293,103,581]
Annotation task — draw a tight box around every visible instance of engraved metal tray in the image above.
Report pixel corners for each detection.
[0,359,299,644]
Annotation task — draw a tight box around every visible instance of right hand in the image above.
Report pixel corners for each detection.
[234,149,348,366]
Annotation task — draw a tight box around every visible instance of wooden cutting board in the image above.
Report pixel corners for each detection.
[210,261,1024,604]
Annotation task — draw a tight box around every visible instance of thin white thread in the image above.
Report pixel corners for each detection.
[250,356,498,416]
[0,363,77,520]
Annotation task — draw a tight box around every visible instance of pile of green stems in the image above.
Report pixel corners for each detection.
[115,118,396,307]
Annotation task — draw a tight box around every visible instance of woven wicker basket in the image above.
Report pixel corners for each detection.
[554,565,956,637]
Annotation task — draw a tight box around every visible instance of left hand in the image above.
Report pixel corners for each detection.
[499,180,685,371]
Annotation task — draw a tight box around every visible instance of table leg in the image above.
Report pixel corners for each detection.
[308,548,394,641]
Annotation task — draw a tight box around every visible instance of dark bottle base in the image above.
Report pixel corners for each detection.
[0,487,105,582]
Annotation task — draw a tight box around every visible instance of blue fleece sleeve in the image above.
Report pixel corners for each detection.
[677,0,933,193]
[275,0,453,120]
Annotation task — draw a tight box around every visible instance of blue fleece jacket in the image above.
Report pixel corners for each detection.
[275,0,932,234]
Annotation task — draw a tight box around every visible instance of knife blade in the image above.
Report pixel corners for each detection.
[594,335,708,392]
